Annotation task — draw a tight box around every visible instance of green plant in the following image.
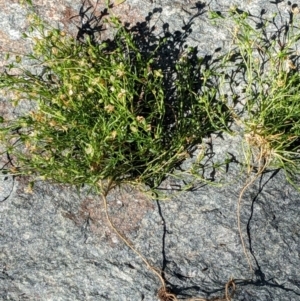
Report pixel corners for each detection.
[0,9,235,299]
[208,6,300,274]
[210,7,300,185]
[0,11,229,193]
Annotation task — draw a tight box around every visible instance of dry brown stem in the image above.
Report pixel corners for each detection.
[99,180,236,301]
[238,133,270,273]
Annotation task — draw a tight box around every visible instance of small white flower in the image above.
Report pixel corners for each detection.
[117,89,126,99]
[85,144,94,156]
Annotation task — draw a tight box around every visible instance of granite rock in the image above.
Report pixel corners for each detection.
[0,0,300,300]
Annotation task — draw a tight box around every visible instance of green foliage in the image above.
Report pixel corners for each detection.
[0,15,229,191]
[211,7,300,184]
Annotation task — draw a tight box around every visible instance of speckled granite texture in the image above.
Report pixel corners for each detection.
[1,1,300,300]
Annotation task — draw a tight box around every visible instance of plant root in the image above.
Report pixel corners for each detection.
[237,137,270,274]
[99,180,167,291]
[237,173,257,273]
[157,287,178,301]
[99,180,236,301]
[157,277,235,301]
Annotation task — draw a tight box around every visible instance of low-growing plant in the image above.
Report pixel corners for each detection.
[209,5,300,273]
[0,9,230,193]
[210,6,300,185]
[1,2,298,298]
[0,5,235,300]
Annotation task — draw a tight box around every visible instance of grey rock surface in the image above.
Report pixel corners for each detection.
[1,0,300,300]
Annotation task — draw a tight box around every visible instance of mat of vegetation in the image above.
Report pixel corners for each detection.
[0,1,300,301]
[0,8,230,192]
